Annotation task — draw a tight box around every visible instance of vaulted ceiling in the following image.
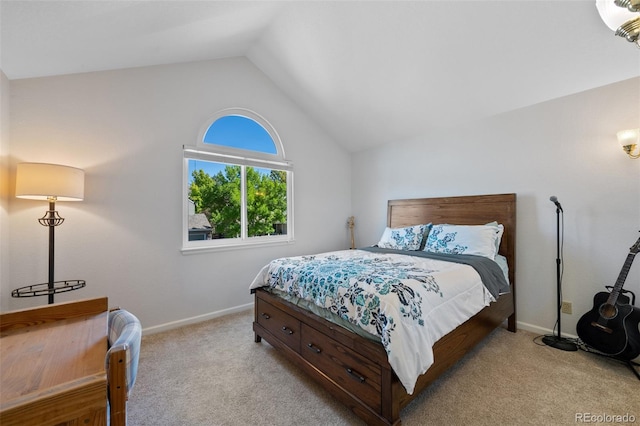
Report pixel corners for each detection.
[2,1,638,152]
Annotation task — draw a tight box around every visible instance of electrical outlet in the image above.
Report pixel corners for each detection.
[561,301,572,315]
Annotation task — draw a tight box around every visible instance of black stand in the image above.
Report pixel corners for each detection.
[628,360,640,380]
[11,199,85,304]
[542,205,578,351]
[581,346,640,381]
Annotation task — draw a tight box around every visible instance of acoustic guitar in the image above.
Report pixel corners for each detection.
[577,235,640,360]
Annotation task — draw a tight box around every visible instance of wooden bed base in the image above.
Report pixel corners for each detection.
[252,194,517,425]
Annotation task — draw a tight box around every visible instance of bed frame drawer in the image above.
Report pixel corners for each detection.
[256,297,301,353]
[301,323,382,413]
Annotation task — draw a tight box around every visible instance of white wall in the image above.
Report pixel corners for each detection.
[351,77,640,336]
[0,70,10,310]
[5,57,352,328]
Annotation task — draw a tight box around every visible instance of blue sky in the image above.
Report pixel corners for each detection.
[188,160,227,181]
[203,115,276,154]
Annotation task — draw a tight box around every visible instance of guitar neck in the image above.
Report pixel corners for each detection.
[606,252,637,305]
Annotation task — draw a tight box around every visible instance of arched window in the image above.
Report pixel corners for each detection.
[203,115,277,154]
[183,108,293,251]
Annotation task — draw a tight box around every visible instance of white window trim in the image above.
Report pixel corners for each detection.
[182,108,294,253]
[183,146,293,171]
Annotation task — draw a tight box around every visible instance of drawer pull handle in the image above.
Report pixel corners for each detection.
[346,368,366,383]
[306,343,322,354]
[260,313,271,319]
[281,326,294,335]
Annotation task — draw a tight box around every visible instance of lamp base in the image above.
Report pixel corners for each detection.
[542,335,578,351]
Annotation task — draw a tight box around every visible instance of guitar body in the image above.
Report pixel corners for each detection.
[577,291,640,359]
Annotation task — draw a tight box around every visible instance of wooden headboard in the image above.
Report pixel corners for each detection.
[387,193,516,287]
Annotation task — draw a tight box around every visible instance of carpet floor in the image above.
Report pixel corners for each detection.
[128,309,639,425]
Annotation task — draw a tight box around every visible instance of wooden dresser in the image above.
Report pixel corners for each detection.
[0,297,109,426]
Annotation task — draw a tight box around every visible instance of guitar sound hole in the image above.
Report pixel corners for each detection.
[599,303,618,320]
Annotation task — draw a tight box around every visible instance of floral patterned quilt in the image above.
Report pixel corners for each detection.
[250,248,508,394]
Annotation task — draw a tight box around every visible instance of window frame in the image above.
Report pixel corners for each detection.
[182,108,294,253]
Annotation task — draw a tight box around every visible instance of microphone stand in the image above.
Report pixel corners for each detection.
[542,204,578,351]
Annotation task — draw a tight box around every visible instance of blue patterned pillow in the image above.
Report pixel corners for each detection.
[377,223,431,251]
[424,223,504,259]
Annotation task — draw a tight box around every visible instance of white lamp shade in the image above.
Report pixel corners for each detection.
[15,162,85,201]
[596,0,639,31]
[617,128,640,147]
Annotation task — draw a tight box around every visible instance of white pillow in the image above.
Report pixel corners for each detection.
[377,223,431,251]
[424,223,504,259]
[485,221,504,254]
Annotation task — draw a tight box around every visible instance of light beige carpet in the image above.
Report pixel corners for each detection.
[128,309,639,425]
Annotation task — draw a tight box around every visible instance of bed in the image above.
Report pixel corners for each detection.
[251,193,516,425]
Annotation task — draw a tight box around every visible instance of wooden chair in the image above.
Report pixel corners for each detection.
[106,308,142,426]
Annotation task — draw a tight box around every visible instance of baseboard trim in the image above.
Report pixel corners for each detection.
[142,305,578,340]
[142,302,253,335]
[516,320,578,340]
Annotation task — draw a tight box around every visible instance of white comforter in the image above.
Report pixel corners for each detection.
[249,249,497,394]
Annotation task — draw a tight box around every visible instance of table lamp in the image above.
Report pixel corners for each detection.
[13,162,86,304]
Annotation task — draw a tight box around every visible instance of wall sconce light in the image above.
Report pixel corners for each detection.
[13,162,86,304]
[596,0,640,46]
[617,128,640,159]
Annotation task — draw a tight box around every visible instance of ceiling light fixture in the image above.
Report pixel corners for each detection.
[596,0,640,46]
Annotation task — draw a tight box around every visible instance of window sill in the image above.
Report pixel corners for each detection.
[181,238,295,255]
